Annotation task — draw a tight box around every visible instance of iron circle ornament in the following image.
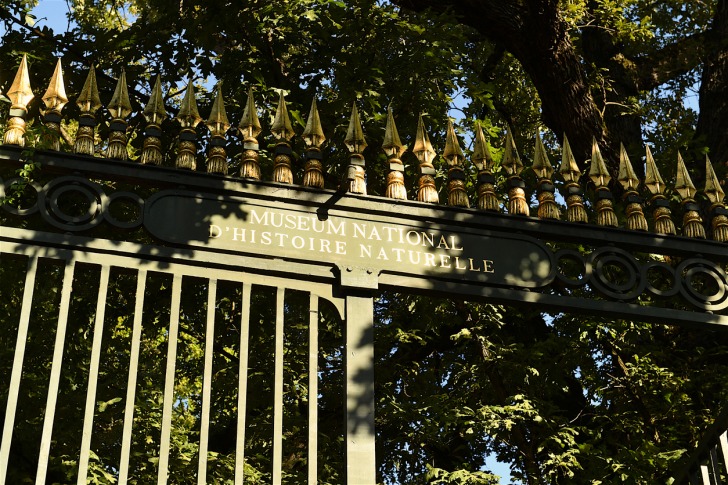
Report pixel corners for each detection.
[38,176,107,231]
[1,177,43,216]
[642,261,680,298]
[587,246,645,300]
[554,249,591,287]
[676,259,728,311]
[103,191,144,229]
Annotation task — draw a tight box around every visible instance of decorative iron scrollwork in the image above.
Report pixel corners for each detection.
[38,176,106,231]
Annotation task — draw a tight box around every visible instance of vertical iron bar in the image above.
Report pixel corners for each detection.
[35,260,76,485]
[77,265,111,484]
[234,284,252,485]
[197,279,217,484]
[272,287,285,485]
[344,294,376,485]
[0,257,38,485]
[308,294,319,484]
[118,269,147,484]
[157,274,183,485]
[710,445,723,485]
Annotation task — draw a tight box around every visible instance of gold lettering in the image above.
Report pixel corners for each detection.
[312,218,325,233]
[383,226,399,242]
[469,258,481,272]
[377,248,389,260]
[439,254,451,268]
[284,214,297,229]
[391,248,405,262]
[261,231,272,245]
[335,241,347,255]
[233,227,246,242]
[360,244,372,258]
[276,233,289,246]
[368,226,382,241]
[423,252,436,266]
[292,236,305,249]
[437,235,450,250]
[408,250,421,264]
[250,209,268,226]
[270,212,283,227]
[406,230,420,246]
[328,219,346,236]
[422,232,434,247]
[484,260,495,273]
[298,215,310,231]
[353,222,367,239]
[250,229,256,243]
[209,224,222,239]
[449,235,463,251]
[320,239,332,253]
[454,257,467,270]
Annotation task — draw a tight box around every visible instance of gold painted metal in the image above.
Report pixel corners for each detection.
[413,114,438,203]
[175,80,202,170]
[106,70,132,160]
[238,87,262,179]
[472,122,499,211]
[141,76,167,165]
[302,98,326,189]
[205,84,230,175]
[644,145,676,235]
[41,59,68,151]
[617,143,647,231]
[558,135,588,223]
[532,133,559,220]
[4,54,34,146]
[502,128,528,215]
[443,120,468,207]
[344,102,367,195]
[74,66,102,155]
[704,155,727,242]
[675,152,706,238]
[382,106,407,200]
[588,138,618,227]
[269,91,295,182]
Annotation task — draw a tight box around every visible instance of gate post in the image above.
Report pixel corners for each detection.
[340,266,378,485]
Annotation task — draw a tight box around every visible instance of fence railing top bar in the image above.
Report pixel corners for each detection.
[3,145,728,261]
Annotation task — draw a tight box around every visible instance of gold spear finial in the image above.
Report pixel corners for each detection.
[238,87,263,179]
[41,58,67,150]
[675,151,705,238]
[617,143,647,231]
[344,102,367,154]
[42,58,67,114]
[643,145,675,235]
[414,113,438,203]
[644,145,666,196]
[532,133,559,220]
[443,119,468,207]
[205,84,230,175]
[301,97,325,188]
[502,127,528,215]
[175,79,201,170]
[140,75,167,165]
[473,121,498,211]
[704,155,728,242]
[558,134,588,223]
[343,102,367,194]
[4,54,34,146]
[271,90,295,141]
[382,105,406,200]
[106,69,132,160]
[73,65,102,155]
[588,137,611,188]
[501,127,523,176]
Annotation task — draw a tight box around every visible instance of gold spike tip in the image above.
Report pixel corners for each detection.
[8,54,34,111]
[206,85,231,136]
[617,143,640,191]
[644,145,666,196]
[239,87,261,140]
[472,122,493,171]
[302,97,325,148]
[77,65,102,114]
[412,114,436,166]
[344,102,367,154]
[501,128,524,176]
[143,76,167,125]
[674,152,697,200]
[108,69,132,120]
[176,80,202,129]
[559,134,582,182]
[443,120,465,167]
[704,155,725,204]
[271,90,295,141]
[381,106,404,158]
[532,133,553,180]
[588,138,611,187]
[42,58,67,113]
